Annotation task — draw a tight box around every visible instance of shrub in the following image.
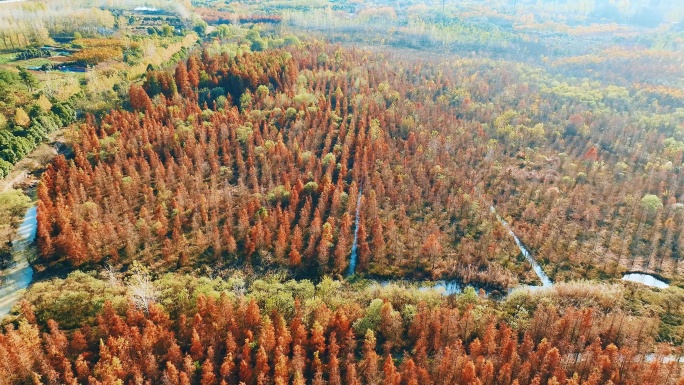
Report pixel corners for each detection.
[16,48,50,61]
[14,108,30,127]
[641,194,663,214]
[52,103,76,125]
[303,181,319,194]
[72,47,123,66]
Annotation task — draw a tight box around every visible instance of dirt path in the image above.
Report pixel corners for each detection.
[0,130,68,193]
[0,171,28,193]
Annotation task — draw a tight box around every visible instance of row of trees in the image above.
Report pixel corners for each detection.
[280,4,683,282]
[36,44,522,287]
[0,0,196,50]
[1,270,682,385]
[35,38,684,285]
[0,5,116,49]
[463,51,684,281]
[0,67,76,177]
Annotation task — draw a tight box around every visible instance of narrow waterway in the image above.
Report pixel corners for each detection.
[622,273,669,289]
[489,206,553,288]
[381,203,676,297]
[361,184,553,294]
[348,189,362,275]
[372,201,554,297]
[0,206,37,318]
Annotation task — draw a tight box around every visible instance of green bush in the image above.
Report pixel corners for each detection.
[0,131,32,164]
[303,181,319,194]
[0,158,11,178]
[52,102,76,125]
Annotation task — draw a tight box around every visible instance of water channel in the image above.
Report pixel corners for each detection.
[347,189,362,275]
[0,206,37,318]
[0,197,671,319]
[622,273,669,289]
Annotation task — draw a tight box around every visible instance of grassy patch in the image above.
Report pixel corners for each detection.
[0,53,15,64]
[11,57,53,68]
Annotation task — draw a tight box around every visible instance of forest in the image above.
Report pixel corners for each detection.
[2,271,683,385]
[0,0,201,179]
[35,45,524,288]
[34,41,684,286]
[1,0,684,384]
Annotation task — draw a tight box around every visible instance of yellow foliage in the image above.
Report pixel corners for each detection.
[358,6,397,21]
[85,68,121,96]
[38,73,81,101]
[72,47,123,66]
[127,33,198,80]
[73,38,132,49]
[14,107,30,127]
[36,94,52,112]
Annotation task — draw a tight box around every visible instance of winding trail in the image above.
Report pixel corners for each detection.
[0,206,37,318]
[348,189,362,276]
